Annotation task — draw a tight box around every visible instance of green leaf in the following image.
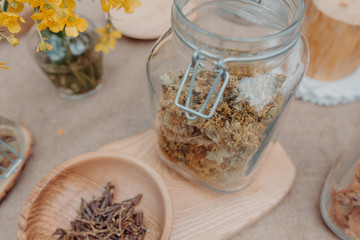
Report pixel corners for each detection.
[3,0,9,12]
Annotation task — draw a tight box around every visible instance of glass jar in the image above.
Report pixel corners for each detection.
[0,112,25,179]
[147,0,309,192]
[321,138,360,240]
[29,19,103,100]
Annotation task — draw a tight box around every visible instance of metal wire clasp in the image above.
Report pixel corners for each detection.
[0,139,22,179]
[174,50,230,120]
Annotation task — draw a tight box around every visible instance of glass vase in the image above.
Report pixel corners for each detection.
[146,0,309,192]
[29,19,103,100]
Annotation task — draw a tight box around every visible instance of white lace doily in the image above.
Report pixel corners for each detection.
[296,67,360,106]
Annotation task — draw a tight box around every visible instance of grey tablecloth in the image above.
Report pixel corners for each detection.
[1,3,360,240]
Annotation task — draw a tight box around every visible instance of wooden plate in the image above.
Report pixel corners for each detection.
[18,151,173,240]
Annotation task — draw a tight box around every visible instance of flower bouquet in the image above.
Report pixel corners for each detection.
[0,0,141,99]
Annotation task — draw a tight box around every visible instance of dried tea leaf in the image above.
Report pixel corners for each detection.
[52,182,147,240]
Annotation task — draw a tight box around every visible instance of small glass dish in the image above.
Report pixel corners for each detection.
[321,139,360,240]
[0,112,25,179]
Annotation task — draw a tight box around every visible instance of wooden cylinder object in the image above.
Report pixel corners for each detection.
[303,0,360,81]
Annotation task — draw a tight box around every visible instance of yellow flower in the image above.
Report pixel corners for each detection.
[64,13,87,37]
[7,35,19,46]
[7,0,25,13]
[122,0,142,13]
[0,12,25,33]
[95,24,122,53]
[31,8,68,33]
[100,0,141,12]
[18,0,61,8]
[36,41,53,52]
[61,0,76,10]
[100,0,111,12]
[97,24,122,38]
[95,42,111,53]
[0,63,10,70]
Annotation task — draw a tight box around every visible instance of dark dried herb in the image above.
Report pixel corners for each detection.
[52,182,147,240]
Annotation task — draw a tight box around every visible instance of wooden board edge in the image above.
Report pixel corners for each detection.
[99,129,154,151]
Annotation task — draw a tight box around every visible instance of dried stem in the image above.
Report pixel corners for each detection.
[52,182,147,240]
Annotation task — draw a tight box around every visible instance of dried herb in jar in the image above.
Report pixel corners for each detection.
[53,182,147,240]
[156,66,286,187]
[330,164,360,239]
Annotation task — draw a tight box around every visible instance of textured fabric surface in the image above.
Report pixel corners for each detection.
[1,4,360,240]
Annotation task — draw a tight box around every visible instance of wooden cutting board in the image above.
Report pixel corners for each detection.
[98,129,296,239]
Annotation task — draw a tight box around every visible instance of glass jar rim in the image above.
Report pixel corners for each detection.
[173,0,305,43]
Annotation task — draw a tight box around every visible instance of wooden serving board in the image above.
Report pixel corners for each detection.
[99,130,296,239]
